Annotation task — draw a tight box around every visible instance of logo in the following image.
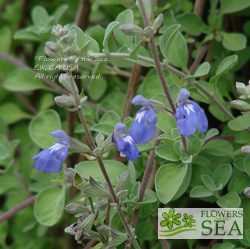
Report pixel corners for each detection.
[158,208,243,239]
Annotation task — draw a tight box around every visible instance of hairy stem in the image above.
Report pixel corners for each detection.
[67,72,141,249]
[131,131,162,229]
[189,44,208,75]
[136,0,188,152]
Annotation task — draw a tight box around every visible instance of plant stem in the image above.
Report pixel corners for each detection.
[88,52,234,120]
[0,195,37,223]
[131,130,162,229]
[83,239,96,249]
[75,0,91,30]
[67,72,141,249]
[189,44,208,75]
[136,0,188,152]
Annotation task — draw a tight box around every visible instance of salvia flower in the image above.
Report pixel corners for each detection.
[32,130,71,173]
[113,123,141,161]
[175,89,208,137]
[129,95,157,144]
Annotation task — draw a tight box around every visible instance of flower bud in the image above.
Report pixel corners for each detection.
[115,171,130,193]
[64,168,76,181]
[236,81,249,99]
[93,147,103,157]
[120,24,145,39]
[108,230,127,248]
[153,14,163,32]
[69,137,91,153]
[144,26,154,37]
[51,24,63,38]
[231,100,250,111]
[95,133,105,148]
[136,0,152,21]
[243,187,250,198]
[75,213,95,233]
[102,133,116,150]
[117,189,128,202]
[65,203,89,214]
[96,200,108,210]
[44,46,58,58]
[58,73,73,93]
[83,177,110,198]
[80,96,88,105]
[54,95,75,108]
[45,41,62,53]
[241,146,250,156]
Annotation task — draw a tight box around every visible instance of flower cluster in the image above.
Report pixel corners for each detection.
[32,89,208,173]
[114,95,157,161]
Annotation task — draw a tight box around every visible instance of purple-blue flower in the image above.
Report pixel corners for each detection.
[32,130,71,173]
[175,89,208,137]
[129,95,157,144]
[114,123,141,161]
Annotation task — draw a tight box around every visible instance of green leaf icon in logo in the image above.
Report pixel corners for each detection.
[160,208,181,229]
[182,213,196,228]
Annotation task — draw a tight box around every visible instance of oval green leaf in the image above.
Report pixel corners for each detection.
[75,160,127,185]
[155,163,189,204]
[29,110,61,149]
[4,68,50,92]
[34,186,65,226]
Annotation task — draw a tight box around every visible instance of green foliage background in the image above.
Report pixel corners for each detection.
[0,0,250,249]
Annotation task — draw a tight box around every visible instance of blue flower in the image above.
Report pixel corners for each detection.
[114,123,141,161]
[129,95,157,144]
[32,130,71,173]
[175,89,208,137]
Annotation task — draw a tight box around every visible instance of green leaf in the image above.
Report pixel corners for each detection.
[34,186,65,226]
[103,21,120,52]
[142,69,170,99]
[216,192,241,208]
[4,68,50,92]
[228,115,250,131]
[220,0,250,14]
[14,29,40,41]
[185,62,210,80]
[201,174,215,191]
[52,4,68,23]
[91,111,120,135]
[114,9,133,47]
[204,128,219,141]
[89,77,107,100]
[222,32,247,51]
[72,26,100,53]
[203,140,233,156]
[29,110,61,149]
[210,55,238,84]
[155,163,190,203]
[160,24,188,69]
[155,144,180,161]
[190,185,213,198]
[176,13,207,36]
[213,164,232,187]
[228,174,250,194]
[0,103,32,124]
[32,6,49,26]
[75,160,127,185]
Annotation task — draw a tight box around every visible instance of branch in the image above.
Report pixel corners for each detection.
[136,0,188,152]
[75,0,91,30]
[83,239,96,249]
[0,195,37,223]
[131,131,162,229]
[68,71,141,249]
[189,44,208,75]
